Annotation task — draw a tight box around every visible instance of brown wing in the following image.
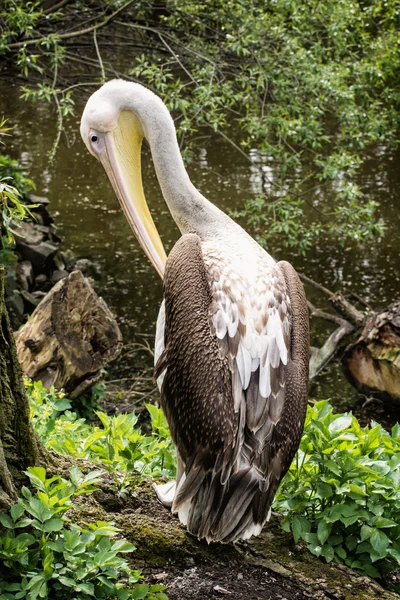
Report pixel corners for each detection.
[155,234,240,501]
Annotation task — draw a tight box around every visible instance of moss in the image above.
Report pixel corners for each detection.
[117,513,188,565]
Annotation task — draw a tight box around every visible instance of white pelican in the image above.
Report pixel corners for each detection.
[81,80,309,543]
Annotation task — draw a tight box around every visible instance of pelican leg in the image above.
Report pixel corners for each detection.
[153,454,184,508]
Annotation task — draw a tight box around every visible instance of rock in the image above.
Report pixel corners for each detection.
[17,240,58,273]
[16,270,122,398]
[60,249,76,271]
[20,290,40,311]
[51,269,68,284]
[27,193,53,225]
[5,292,24,324]
[35,225,52,239]
[14,221,44,246]
[74,258,102,278]
[52,252,66,272]
[27,193,50,207]
[49,224,62,244]
[34,273,51,291]
[5,273,18,297]
[16,261,33,291]
[32,290,46,301]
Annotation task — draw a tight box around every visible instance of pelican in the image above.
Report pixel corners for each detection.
[80,79,309,543]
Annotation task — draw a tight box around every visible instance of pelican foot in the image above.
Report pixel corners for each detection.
[153,480,176,508]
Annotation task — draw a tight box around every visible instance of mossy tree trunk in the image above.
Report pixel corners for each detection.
[0,265,40,509]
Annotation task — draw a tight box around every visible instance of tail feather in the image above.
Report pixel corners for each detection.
[171,463,277,543]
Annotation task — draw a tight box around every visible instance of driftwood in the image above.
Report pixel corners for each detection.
[342,302,400,404]
[301,274,400,404]
[65,477,399,600]
[15,270,122,398]
[299,274,367,380]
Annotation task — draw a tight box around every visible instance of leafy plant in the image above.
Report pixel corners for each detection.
[0,119,36,268]
[0,466,167,600]
[27,380,400,583]
[274,401,400,582]
[27,380,176,497]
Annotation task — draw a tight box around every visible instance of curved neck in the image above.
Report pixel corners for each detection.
[127,87,229,237]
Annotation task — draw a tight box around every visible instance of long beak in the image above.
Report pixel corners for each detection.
[100,111,167,279]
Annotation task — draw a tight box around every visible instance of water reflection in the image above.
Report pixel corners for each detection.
[1,85,399,418]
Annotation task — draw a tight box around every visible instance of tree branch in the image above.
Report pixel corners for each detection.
[310,320,355,379]
[8,0,136,49]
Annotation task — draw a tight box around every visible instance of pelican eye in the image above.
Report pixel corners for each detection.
[91,134,98,143]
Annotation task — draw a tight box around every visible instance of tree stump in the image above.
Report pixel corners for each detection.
[16,270,122,399]
[342,302,400,404]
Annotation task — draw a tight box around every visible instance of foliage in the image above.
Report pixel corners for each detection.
[1,0,398,251]
[274,401,400,583]
[0,119,35,266]
[0,466,167,600]
[27,380,176,498]
[28,379,400,582]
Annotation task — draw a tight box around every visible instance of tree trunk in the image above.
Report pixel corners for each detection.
[0,266,40,508]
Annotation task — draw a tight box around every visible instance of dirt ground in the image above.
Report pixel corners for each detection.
[145,561,315,600]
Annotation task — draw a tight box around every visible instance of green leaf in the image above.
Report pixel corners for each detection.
[0,514,13,528]
[360,525,373,542]
[42,518,64,532]
[10,503,25,522]
[328,415,352,434]
[317,519,332,545]
[370,529,389,555]
[132,584,150,600]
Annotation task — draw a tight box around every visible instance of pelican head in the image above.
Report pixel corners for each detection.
[80,80,168,278]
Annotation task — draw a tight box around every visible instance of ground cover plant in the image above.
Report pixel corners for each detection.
[0,466,167,600]
[28,379,176,500]
[24,381,400,586]
[275,401,400,585]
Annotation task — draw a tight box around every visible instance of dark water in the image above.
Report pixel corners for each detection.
[1,84,399,421]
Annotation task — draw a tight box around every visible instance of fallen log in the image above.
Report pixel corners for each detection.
[342,302,400,404]
[15,270,122,398]
[67,478,399,600]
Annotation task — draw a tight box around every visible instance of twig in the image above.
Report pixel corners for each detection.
[44,0,72,15]
[8,0,136,49]
[347,290,373,310]
[299,272,335,297]
[158,34,197,85]
[93,30,105,83]
[307,301,349,327]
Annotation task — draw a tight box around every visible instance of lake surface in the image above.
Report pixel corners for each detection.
[1,83,399,422]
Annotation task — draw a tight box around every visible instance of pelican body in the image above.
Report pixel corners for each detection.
[81,80,309,543]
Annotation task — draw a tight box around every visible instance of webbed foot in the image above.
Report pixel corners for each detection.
[153,480,176,508]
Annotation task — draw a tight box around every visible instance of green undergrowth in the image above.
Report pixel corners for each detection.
[275,401,400,586]
[0,467,167,600]
[26,381,400,585]
[28,380,176,500]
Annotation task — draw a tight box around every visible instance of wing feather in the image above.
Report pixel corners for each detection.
[155,234,309,543]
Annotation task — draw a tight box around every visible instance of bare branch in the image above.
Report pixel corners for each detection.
[310,321,355,379]
[44,0,73,15]
[93,30,105,83]
[307,300,350,327]
[299,272,335,297]
[8,0,136,49]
